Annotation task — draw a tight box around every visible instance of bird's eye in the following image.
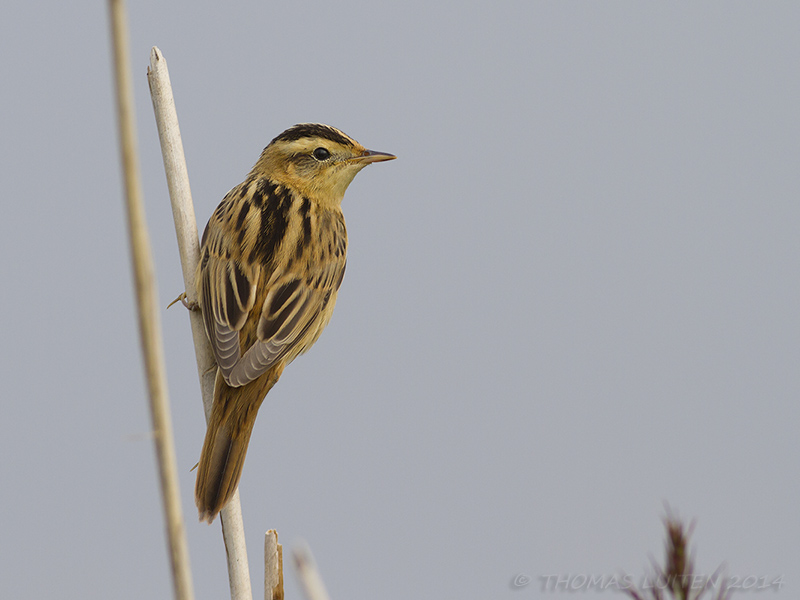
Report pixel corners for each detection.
[312,147,331,161]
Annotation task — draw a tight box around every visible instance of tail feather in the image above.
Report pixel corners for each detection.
[195,366,283,523]
[195,408,255,523]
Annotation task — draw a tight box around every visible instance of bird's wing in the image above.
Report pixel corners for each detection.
[198,234,261,384]
[199,219,345,387]
[226,258,345,386]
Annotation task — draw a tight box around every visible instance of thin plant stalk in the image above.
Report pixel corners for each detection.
[108,3,194,600]
[265,530,284,600]
[293,544,332,600]
[147,45,252,600]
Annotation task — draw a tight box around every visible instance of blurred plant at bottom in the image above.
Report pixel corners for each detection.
[624,514,731,600]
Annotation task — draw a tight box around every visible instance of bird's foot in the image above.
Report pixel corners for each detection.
[167,292,199,311]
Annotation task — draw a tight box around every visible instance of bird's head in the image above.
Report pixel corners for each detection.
[253,123,395,207]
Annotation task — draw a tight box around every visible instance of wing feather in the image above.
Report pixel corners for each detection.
[227,268,335,386]
[197,203,262,382]
[200,244,344,387]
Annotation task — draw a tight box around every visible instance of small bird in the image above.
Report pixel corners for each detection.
[194,123,395,523]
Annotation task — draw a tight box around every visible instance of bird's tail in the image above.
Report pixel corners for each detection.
[195,367,282,523]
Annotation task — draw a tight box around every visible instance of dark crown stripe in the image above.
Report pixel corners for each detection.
[270,123,354,147]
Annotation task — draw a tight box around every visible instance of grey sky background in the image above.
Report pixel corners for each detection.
[1,2,798,598]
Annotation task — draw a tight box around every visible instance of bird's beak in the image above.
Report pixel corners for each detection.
[351,149,396,165]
